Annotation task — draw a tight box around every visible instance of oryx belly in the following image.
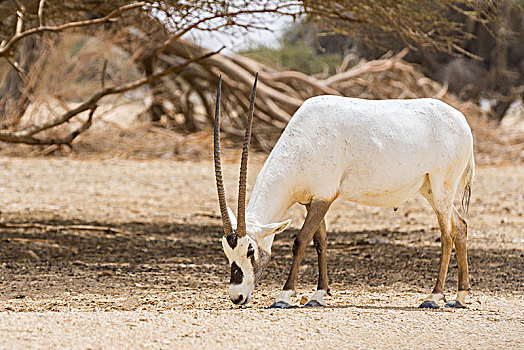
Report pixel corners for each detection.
[339,173,426,207]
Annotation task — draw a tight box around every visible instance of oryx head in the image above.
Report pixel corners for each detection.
[213,74,291,305]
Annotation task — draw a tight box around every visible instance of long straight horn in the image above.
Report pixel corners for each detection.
[237,72,258,237]
[213,75,233,236]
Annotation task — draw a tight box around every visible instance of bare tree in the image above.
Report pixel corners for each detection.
[0,0,515,147]
[0,1,302,145]
[0,1,148,143]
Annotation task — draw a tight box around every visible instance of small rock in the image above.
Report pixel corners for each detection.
[300,295,309,305]
[23,250,39,260]
[100,271,112,277]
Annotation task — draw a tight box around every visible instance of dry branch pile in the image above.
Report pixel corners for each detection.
[154,40,521,164]
[2,33,520,165]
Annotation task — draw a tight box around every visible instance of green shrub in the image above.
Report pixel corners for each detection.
[240,42,342,76]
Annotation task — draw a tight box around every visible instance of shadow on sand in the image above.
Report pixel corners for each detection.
[0,220,522,298]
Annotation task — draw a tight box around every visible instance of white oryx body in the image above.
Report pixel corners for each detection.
[215,76,474,309]
[247,96,473,226]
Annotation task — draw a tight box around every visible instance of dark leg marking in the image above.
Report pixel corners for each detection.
[283,198,332,291]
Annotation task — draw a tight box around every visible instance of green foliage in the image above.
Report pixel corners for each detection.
[241,44,341,75]
[239,24,342,76]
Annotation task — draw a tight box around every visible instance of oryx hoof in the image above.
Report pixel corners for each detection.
[303,300,325,307]
[269,301,294,309]
[444,300,466,309]
[418,300,440,309]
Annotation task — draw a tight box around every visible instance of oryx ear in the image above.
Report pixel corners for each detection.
[227,207,238,230]
[259,219,292,238]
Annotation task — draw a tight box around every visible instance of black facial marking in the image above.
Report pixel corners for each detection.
[226,233,238,249]
[247,244,254,258]
[230,262,243,285]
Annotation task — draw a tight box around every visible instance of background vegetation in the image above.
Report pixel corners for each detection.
[0,0,522,162]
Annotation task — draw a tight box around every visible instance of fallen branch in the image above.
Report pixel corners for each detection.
[0,222,140,235]
[323,48,409,87]
[0,2,146,57]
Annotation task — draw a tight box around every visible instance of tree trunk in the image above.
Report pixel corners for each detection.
[0,36,43,126]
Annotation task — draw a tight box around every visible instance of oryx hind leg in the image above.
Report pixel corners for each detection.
[270,197,332,309]
[418,173,457,309]
[445,206,470,308]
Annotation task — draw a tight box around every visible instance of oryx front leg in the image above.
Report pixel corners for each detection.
[270,198,332,309]
[304,214,329,307]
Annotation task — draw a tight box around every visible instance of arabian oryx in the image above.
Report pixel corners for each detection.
[214,73,474,309]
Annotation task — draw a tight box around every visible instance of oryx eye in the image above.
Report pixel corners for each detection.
[247,244,255,258]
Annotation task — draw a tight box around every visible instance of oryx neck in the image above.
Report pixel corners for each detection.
[246,169,295,227]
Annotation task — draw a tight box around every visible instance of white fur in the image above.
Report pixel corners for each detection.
[247,96,473,226]
[222,232,255,304]
[308,290,327,306]
[424,293,446,303]
[227,207,237,230]
[274,290,294,304]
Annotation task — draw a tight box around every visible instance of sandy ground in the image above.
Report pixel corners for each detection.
[0,155,523,349]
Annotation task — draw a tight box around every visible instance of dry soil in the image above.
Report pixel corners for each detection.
[0,154,522,349]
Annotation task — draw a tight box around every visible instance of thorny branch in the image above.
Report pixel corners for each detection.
[0,46,223,145]
[0,2,146,57]
[0,221,139,235]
